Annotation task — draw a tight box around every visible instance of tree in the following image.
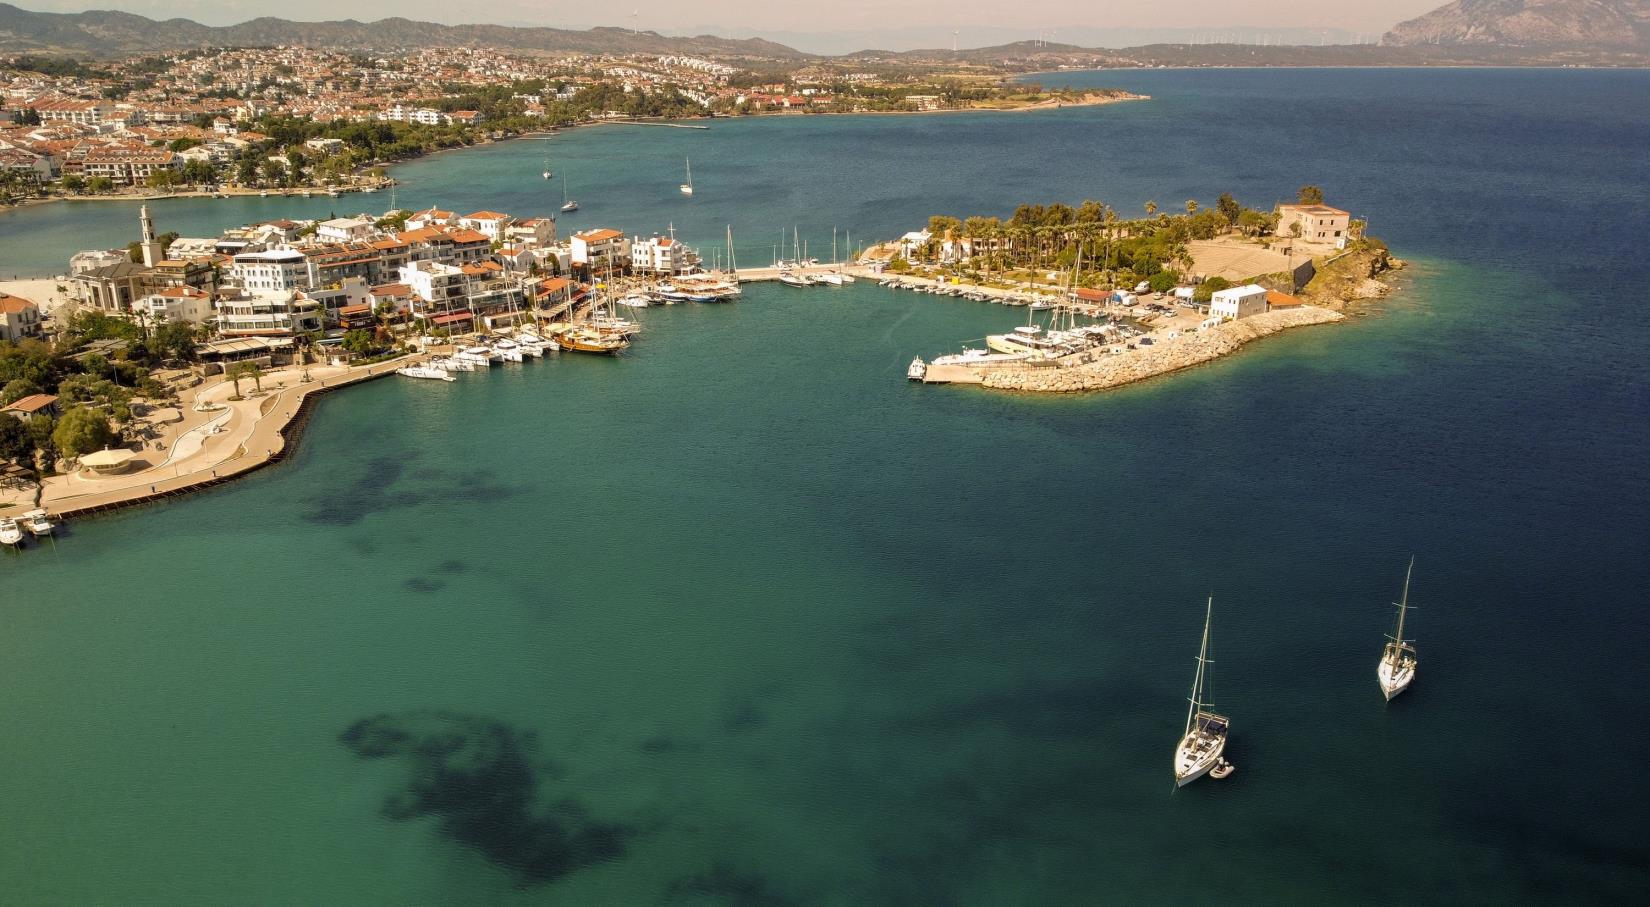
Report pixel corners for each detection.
[225,361,255,397]
[1216,193,1241,226]
[60,174,85,194]
[86,176,114,194]
[1144,200,1157,217]
[0,414,32,465]
[1184,199,1198,216]
[1192,276,1232,303]
[1,378,41,405]
[1297,185,1324,205]
[1148,269,1180,293]
[152,322,199,362]
[181,159,215,186]
[52,406,116,459]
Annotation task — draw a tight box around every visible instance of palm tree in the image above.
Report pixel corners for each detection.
[1185,199,1199,216]
[1145,200,1158,217]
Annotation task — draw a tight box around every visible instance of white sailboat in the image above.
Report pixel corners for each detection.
[1378,557,1419,701]
[1174,597,1230,788]
[680,158,694,196]
[561,174,578,213]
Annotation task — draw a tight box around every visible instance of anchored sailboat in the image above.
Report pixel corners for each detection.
[680,158,694,196]
[1174,597,1230,788]
[1378,558,1419,701]
[561,174,578,213]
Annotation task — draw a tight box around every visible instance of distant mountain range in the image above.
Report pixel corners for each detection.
[0,3,809,59]
[1383,0,1650,49]
[1,1,1647,65]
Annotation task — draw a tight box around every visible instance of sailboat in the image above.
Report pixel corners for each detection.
[1378,558,1419,701]
[680,158,694,196]
[561,174,578,213]
[1174,597,1230,788]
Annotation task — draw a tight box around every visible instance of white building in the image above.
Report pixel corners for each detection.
[504,217,555,249]
[1209,284,1269,322]
[231,249,308,295]
[315,216,377,243]
[0,292,43,342]
[570,228,630,272]
[215,292,322,337]
[134,286,214,325]
[398,261,468,312]
[630,235,688,275]
[457,211,512,242]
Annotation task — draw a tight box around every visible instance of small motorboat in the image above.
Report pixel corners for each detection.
[907,357,927,381]
[396,366,455,382]
[22,509,55,537]
[1210,759,1235,780]
[0,517,24,547]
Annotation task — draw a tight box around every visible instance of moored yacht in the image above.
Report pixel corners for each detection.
[1378,558,1420,701]
[778,272,814,288]
[907,357,927,381]
[1174,597,1230,788]
[492,339,525,362]
[22,509,55,537]
[396,365,455,381]
[0,517,21,547]
[456,345,498,366]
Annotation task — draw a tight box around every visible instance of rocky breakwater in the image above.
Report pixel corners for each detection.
[980,306,1345,394]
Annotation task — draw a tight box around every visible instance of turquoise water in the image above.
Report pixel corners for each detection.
[2,70,1648,903]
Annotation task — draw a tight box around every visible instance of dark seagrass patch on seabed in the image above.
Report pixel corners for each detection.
[663,861,803,907]
[340,710,632,885]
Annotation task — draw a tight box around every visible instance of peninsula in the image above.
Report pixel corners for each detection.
[882,189,1401,392]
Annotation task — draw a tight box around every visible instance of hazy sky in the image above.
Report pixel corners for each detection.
[23,0,1447,47]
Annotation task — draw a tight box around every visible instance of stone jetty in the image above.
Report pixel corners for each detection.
[967,306,1345,393]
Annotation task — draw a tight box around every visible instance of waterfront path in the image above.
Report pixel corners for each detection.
[8,355,414,521]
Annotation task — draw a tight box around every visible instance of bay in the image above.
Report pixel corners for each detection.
[1,68,1647,903]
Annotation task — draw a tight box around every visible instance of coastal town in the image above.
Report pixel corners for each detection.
[0,45,1139,203]
[0,182,1396,542]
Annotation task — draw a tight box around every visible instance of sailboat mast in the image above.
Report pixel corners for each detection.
[1394,556,1414,644]
[1185,597,1213,736]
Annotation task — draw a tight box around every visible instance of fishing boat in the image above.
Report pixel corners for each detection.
[680,158,694,196]
[1174,597,1230,788]
[22,509,55,537]
[0,517,21,547]
[1378,558,1420,701]
[396,365,455,381]
[907,357,927,381]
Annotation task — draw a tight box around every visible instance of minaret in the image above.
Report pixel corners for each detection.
[139,205,163,267]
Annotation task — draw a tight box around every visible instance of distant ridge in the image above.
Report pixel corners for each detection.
[0,3,811,59]
[1383,0,1650,49]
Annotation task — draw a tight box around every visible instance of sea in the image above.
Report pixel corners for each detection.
[1,68,1647,904]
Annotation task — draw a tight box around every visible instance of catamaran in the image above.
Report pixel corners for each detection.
[1378,558,1420,701]
[1174,597,1230,788]
[680,158,694,196]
